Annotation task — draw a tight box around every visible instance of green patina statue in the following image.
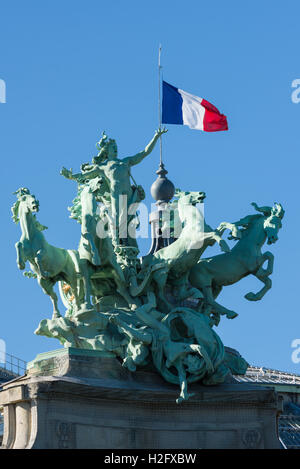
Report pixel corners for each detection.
[189,202,285,322]
[61,128,167,247]
[12,129,284,403]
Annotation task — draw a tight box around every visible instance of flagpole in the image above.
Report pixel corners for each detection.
[158,44,163,165]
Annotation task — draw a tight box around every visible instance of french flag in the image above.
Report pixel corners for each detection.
[162,81,228,132]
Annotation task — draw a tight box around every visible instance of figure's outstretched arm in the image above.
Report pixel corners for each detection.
[60,165,103,183]
[123,128,168,167]
[60,167,81,182]
[80,168,102,181]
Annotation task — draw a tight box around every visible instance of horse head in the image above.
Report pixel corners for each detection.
[174,189,206,206]
[12,188,40,223]
[232,202,284,245]
[173,189,206,234]
[263,203,285,245]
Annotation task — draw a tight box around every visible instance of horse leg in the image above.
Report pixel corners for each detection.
[82,233,101,266]
[15,242,25,270]
[80,260,94,310]
[173,273,203,301]
[244,252,274,301]
[38,277,61,319]
[257,251,274,277]
[212,284,223,299]
[202,285,238,319]
[173,359,194,404]
[191,268,236,319]
[210,232,230,253]
[113,275,140,309]
[73,281,83,311]
[217,222,242,240]
[35,249,50,278]
[245,271,272,301]
[176,284,203,301]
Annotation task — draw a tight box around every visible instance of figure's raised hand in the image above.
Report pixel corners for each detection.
[155,127,168,138]
[60,167,73,179]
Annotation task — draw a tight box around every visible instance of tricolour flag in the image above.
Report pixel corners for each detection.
[162,81,228,132]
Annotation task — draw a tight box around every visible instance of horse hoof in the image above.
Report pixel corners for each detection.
[245,292,256,301]
[226,311,238,319]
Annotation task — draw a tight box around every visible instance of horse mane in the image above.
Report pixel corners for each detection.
[235,214,262,228]
[11,200,21,224]
[251,202,272,217]
[68,184,84,224]
[230,202,285,238]
[11,187,31,224]
[272,203,285,219]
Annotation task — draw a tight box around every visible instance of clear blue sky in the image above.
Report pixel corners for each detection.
[1,1,299,374]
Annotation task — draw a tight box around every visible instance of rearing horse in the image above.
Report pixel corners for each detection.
[189,202,285,320]
[141,189,238,313]
[12,188,82,318]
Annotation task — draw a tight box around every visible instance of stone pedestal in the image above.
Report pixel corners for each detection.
[0,348,282,449]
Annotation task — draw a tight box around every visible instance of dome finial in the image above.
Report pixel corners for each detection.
[150,161,175,205]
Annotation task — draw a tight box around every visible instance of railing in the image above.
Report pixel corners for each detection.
[0,351,27,377]
[236,366,300,385]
